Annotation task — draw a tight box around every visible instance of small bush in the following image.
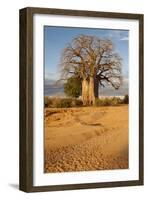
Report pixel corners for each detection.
[44,97,83,108]
[95,97,122,106]
[95,98,110,106]
[64,76,82,98]
[51,98,61,108]
[56,98,72,108]
[123,95,129,104]
[44,96,53,107]
[71,99,83,107]
[111,97,123,105]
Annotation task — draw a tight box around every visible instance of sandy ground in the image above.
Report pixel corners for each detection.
[44,105,128,173]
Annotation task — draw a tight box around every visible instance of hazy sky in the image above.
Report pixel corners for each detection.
[44,26,129,96]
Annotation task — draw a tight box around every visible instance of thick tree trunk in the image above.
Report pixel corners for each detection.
[82,78,89,105]
[94,77,99,99]
[89,76,95,105]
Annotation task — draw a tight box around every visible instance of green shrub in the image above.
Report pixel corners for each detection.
[71,99,83,107]
[75,99,83,106]
[44,97,83,108]
[44,96,53,107]
[56,98,72,108]
[95,97,122,106]
[123,95,129,104]
[64,76,82,98]
[111,97,123,105]
[96,98,111,106]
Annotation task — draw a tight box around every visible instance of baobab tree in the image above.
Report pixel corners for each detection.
[60,35,122,105]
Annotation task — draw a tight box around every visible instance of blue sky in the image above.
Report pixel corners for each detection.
[44,26,129,96]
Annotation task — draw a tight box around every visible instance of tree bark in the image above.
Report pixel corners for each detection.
[89,76,95,105]
[94,77,99,99]
[82,78,89,105]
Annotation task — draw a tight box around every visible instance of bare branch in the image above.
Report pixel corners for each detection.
[59,34,122,90]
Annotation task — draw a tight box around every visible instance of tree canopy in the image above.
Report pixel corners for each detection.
[60,35,122,104]
[60,35,122,85]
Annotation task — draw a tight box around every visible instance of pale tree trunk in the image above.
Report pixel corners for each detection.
[82,78,89,105]
[94,77,99,99]
[88,76,95,105]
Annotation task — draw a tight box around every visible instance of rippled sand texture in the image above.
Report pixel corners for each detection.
[44,106,128,173]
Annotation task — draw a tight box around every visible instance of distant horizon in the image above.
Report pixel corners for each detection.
[44,82,128,98]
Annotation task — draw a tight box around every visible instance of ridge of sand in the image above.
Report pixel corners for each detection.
[44,105,128,173]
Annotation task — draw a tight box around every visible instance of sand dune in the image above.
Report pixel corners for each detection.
[44,105,128,173]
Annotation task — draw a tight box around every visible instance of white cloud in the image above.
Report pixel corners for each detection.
[106,30,129,42]
[120,37,129,41]
[45,72,60,81]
